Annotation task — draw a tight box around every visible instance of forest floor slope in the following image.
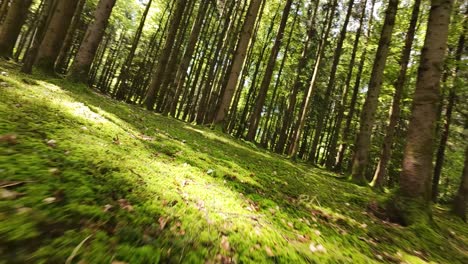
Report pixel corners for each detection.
[0,62,467,263]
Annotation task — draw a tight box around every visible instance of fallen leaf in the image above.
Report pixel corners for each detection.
[118,199,134,212]
[0,134,17,144]
[103,204,113,212]
[265,246,274,257]
[220,236,230,251]
[49,168,60,175]
[158,217,168,230]
[43,197,56,204]
[46,139,57,148]
[1,189,22,200]
[309,243,326,253]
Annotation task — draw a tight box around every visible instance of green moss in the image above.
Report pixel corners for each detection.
[0,61,467,263]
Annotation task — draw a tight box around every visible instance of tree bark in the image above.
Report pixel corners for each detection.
[245,0,293,141]
[351,0,399,185]
[391,0,453,226]
[144,0,188,110]
[54,0,86,73]
[213,0,263,125]
[453,130,468,222]
[432,12,466,201]
[21,0,54,74]
[68,0,117,82]
[36,0,80,72]
[0,0,33,57]
[288,0,337,159]
[371,0,421,189]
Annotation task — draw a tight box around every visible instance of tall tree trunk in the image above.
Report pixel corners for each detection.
[36,0,80,72]
[245,0,293,141]
[350,0,399,185]
[0,0,33,57]
[68,0,117,82]
[21,0,54,74]
[213,0,263,125]
[371,0,421,189]
[54,0,86,73]
[453,128,468,222]
[114,0,153,100]
[144,0,188,110]
[312,0,354,167]
[288,0,337,159]
[390,0,453,226]
[333,0,372,170]
[432,12,466,201]
[275,2,318,154]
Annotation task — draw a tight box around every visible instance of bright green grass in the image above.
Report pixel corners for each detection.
[0,62,467,263]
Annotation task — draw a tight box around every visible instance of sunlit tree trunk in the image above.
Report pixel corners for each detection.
[245,0,293,141]
[144,0,188,110]
[351,0,399,185]
[371,0,421,189]
[214,0,263,125]
[391,0,453,226]
[37,0,81,72]
[432,12,466,201]
[68,0,116,82]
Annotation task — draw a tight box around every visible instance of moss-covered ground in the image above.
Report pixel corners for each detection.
[0,61,467,263]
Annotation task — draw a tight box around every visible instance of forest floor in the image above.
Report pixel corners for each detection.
[0,61,467,264]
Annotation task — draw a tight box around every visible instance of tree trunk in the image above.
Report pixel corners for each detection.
[144,0,188,110]
[0,0,33,57]
[313,0,354,167]
[390,0,453,226]
[245,0,293,141]
[351,0,399,185]
[0,0,11,24]
[68,0,116,82]
[21,0,54,74]
[432,12,466,201]
[54,0,86,73]
[453,131,468,222]
[213,0,263,125]
[36,0,80,72]
[371,0,421,189]
[288,0,337,159]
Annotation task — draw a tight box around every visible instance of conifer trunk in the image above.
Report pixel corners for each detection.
[351,0,399,184]
[0,0,33,58]
[68,0,117,82]
[391,0,453,226]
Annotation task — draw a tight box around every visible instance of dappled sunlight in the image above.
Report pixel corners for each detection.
[1,67,466,263]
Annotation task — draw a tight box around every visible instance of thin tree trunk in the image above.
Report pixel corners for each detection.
[245,0,293,141]
[55,0,86,73]
[68,0,117,82]
[288,0,337,159]
[371,0,421,189]
[144,0,188,110]
[213,0,264,125]
[21,0,54,74]
[351,0,399,185]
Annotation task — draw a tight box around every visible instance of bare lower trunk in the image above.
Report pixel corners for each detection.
[351,0,399,185]
[0,0,33,57]
[390,0,453,226]
[68,0,116,82]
